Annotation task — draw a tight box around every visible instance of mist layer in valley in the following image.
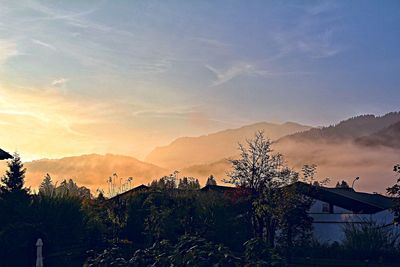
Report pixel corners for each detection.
[2,112,399,194]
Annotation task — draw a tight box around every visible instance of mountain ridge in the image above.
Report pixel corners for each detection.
[278,112,400,144]
[145,121,312,169]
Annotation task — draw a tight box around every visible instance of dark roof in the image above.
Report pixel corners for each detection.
[291,181,394,214]
[108,184,150,201]
[108,182,394,214]
[0,149,12,160]
[200,184,237,193]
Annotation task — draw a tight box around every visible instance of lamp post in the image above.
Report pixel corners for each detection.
[351,176,360,189]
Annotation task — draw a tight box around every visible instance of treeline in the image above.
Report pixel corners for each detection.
[0,154,110,266]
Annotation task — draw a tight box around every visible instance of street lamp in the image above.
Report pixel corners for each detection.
[351,177,360,189]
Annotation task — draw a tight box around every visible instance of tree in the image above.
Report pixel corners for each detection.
[55,179,91,199]
[39,173,55,197]
[1,152,28,195]
[302,164,317,184]
[226,131,312,249]
[336,180,350,188]
[178,177,200,190]
[387,164,400,224]
[227,131,282,191]
[206,175,217,186]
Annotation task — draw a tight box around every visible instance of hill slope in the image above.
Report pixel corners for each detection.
[279,112,400,143]
[355,121,400,148]
[145,122,311,169]
[0,154,168,192]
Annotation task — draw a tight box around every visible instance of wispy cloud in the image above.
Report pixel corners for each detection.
[273,2,343,60]
[52,78,68,87]
[206,63,268,86]
[206,62,313,87]
[32,39,57,51]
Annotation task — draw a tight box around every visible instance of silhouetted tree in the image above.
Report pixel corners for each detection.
[387,164,400,224]
[1,152,28,195]
[227,131,312,249]
[149,174,178,190]
[39,173,55,197]
[55,179,91,199]
[227,131,283,191]
[302,164,317,184]
[336,180,350,188]
[206,175,217,186]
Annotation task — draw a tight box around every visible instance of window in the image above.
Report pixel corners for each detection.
[322,203,330,213]
[322,203,334,213]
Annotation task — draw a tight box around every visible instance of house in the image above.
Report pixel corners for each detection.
[292,181,398,243]
[108,181,399,243]
[199,182,399,243]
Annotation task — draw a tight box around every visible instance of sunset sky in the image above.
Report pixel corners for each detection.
[1,0,399,161]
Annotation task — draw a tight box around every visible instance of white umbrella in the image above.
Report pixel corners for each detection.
[36,238,43,267]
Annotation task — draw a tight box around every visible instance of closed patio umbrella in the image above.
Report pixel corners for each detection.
[0,149,12,160]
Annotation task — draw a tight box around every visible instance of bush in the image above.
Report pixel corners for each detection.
[87,235,241,267]
[244,237,284,266]
[342,221,399,259]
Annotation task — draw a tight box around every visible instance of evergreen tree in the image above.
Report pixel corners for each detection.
[1,152,28,194]
[39,173,55,196]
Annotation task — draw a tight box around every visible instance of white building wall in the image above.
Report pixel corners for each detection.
[309,200,397,243]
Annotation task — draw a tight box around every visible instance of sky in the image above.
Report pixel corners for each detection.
[0,0,399,161]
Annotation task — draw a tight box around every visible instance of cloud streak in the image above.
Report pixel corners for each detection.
[32,39,57,51]
[52,78,68,87]
[205,63,269,86]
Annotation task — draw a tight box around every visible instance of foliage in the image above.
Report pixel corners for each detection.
[387,164,400,223]
[206,175,217,185]
[301,164,317,184]
[38,174,91,199]
[178,176,200,190]
[56,179,91,199]
[39,173,55,196]
[244,238,284,266]
[86,245,130,267]
[227,131,283,191]
[88,235,241,267]
[342,220,400,256]
[149,174,177,189]
[0,155,111,266]
[1,152,29,195]
[335,180,350,188]
[226,131,313,249]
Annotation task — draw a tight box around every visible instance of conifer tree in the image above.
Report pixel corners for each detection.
[39,173,55,196]
[1,152,28,194]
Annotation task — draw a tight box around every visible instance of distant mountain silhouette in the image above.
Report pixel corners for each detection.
[0,154,168,193]
[355,121,400,148]
[279,112,400,144]
[145,122,311,169]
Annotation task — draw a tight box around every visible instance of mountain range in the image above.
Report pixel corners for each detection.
[2,112,399,193]
[145,122,312,169]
